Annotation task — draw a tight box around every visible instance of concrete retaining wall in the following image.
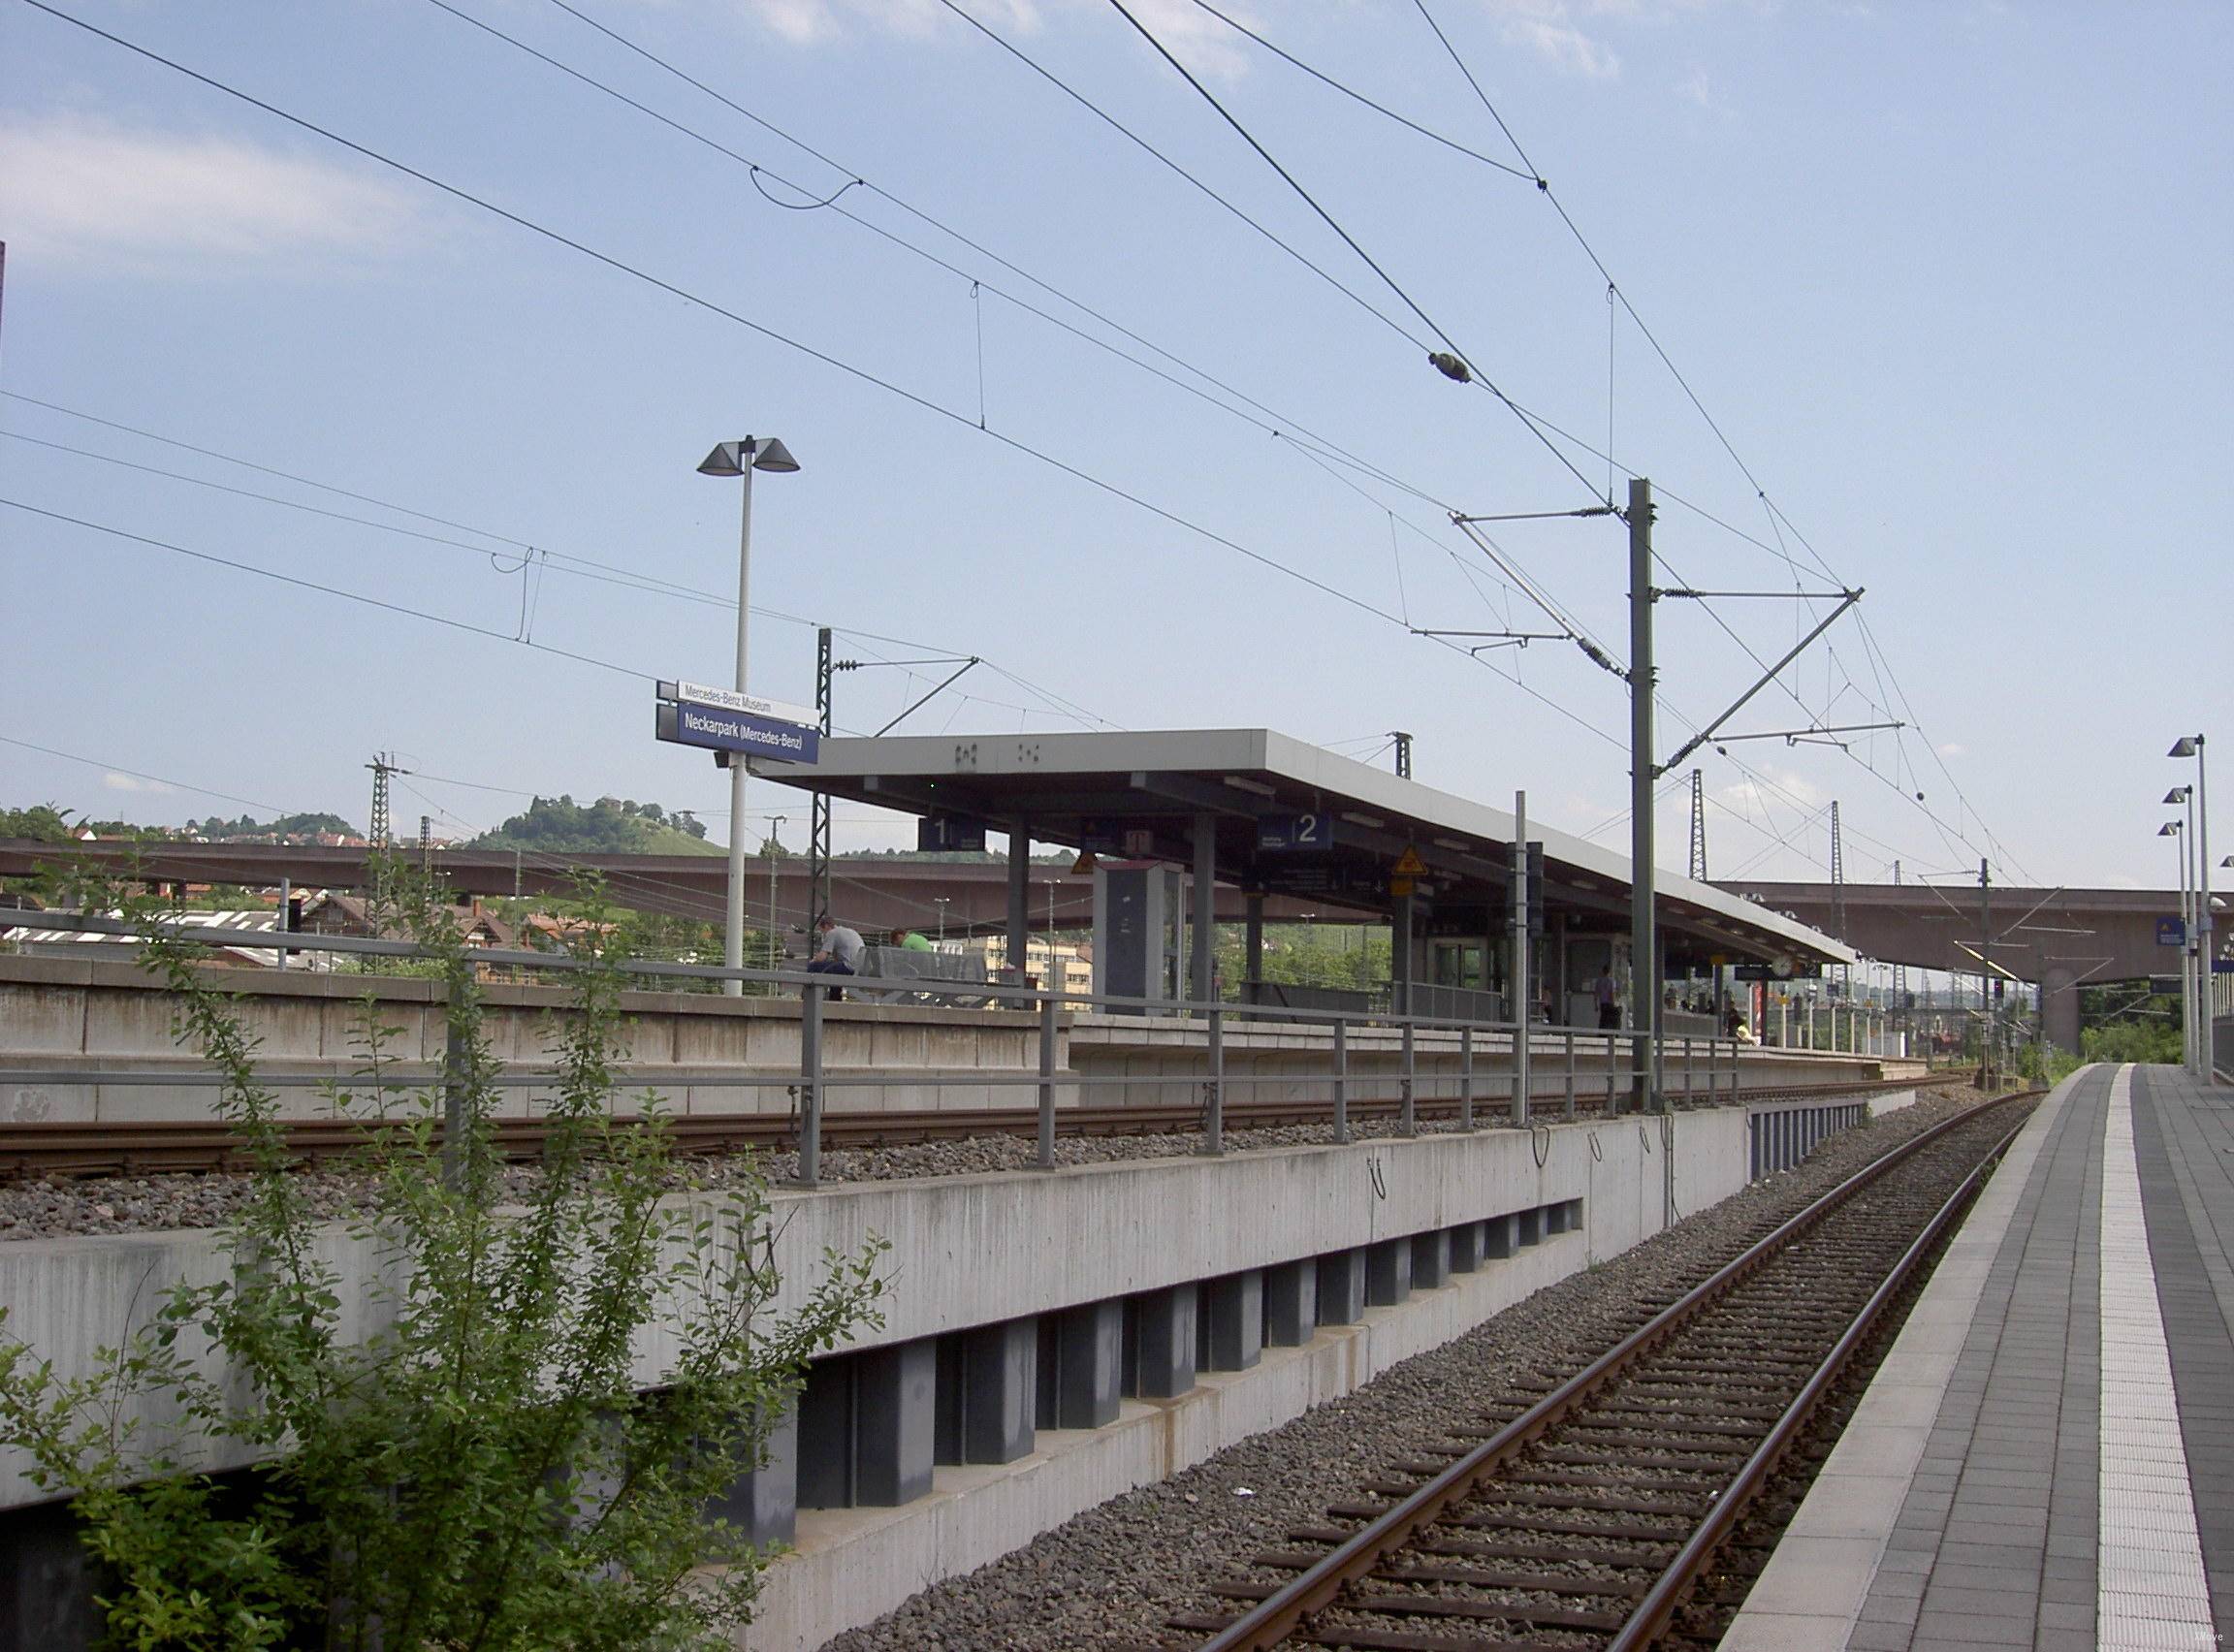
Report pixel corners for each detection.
[0,955,1056,1122]
[746,1107,1743,1648]
[1,956,1888,1126]
[0,1109,1745,1512]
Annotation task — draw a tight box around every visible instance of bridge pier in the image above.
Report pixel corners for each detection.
[2042,962,2081,1054]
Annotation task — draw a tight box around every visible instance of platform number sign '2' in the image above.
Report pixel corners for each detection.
[1259,811,1335,852]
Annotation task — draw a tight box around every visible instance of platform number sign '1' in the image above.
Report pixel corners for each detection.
[1258,811,1334,852]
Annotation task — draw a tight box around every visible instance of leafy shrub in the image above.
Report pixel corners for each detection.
[0,879,883,1650]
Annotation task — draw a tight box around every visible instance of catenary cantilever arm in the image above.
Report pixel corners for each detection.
[1657,588,1862,776]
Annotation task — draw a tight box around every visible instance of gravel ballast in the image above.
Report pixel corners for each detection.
[818,1085,2005,1652]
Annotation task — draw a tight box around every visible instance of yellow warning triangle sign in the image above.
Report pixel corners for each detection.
[1391,845,1426,876]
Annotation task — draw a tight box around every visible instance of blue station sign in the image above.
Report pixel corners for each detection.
[1257,811,1336,852]
[654,692,819,765]
[2156,916,2186,947]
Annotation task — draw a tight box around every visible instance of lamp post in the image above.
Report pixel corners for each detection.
[2168,784,2196,1070]
[698,435,802,996]
[933,896,951,945]
[2172,737,2211,1074]
[2162,817,2191,1066]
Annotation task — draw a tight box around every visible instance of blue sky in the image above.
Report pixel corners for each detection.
[2,0,2227,896]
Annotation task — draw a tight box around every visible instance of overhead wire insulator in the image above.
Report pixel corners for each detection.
[1427,351,1472,383]
[1575,638,1623,679]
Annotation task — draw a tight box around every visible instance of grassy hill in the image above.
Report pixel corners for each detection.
[467,796,723,857]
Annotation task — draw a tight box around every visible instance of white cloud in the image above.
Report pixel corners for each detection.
[1676,66,1735,116]
[1482,2,1622,79]
[102,772,174,795]
[730,0,1254,76]
[732,0,1038,47]
[1562,792,1624,838]
[1718,766,1826,819]
[738,0,916,45]
[1108,0,1261,77]
[0,116,430,276]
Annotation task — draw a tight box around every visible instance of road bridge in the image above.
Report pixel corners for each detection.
[1719,879,2205,1050]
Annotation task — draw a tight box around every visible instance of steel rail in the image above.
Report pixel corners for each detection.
[0,1075,1955,1180]
[1605,1107,2029,1649]
[1194,1089,2034,1650]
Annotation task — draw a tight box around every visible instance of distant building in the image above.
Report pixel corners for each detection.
[518,911,618,951]
[968,936,1093,996]
[300,892,518,950]
[1,909,285,969]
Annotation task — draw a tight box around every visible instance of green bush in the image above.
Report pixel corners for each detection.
[0,880,884,1650]
[2081,1017,2183,1066]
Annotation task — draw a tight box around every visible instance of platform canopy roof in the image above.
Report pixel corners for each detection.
[754,728,1852,970]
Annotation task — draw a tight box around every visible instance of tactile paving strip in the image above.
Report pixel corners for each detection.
[2097,1065,2215,1650]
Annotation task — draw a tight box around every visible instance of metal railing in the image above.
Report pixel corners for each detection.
[0,911,1823,1187]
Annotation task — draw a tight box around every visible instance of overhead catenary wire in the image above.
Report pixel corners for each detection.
[1182,0,2010,876]
[545,0,1867,628]
[14,1,1421,644]
[1274,432,1525,615]
[4,499,1060,760]
[926,0,1430,356]
[4,502,1946,889]
[1096,4,1970,860]
[19,2,2008,894]
[17,417,1931,886]
[1454,44,1997,870]
[2,393,1114,733]
[10,6,1765,768]
[1404,0,1835,588]
[1182,0,1535,181]
[2,492,1101,843]
[512,0,1461,517]
[11,3,1663,774]
[0,735,298,817]
[1102,0,1605,505]
[857,0,1831,582]
[1,497,653,682]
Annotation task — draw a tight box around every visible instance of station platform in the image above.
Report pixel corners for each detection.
[1724,1063,2232,1651]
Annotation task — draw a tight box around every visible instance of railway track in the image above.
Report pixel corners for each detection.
[1169,1089,2034,1652]
[0,1074,1956,1180]
[3,1074,1956,1182]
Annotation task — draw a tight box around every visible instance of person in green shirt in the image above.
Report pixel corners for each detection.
[893,927,935,952]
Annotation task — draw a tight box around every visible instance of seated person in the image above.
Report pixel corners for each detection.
[807,916,865,996]
[892,926,935,952]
